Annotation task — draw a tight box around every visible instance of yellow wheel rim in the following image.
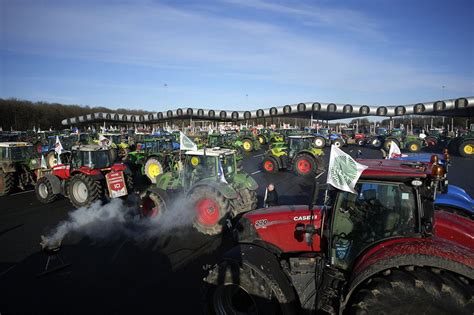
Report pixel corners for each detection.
[191,156,200,166]
[464,144,473,154]
[258,137,264,144]
[243,142,251,150]
[148,163,162,177]
[410,144,418,151]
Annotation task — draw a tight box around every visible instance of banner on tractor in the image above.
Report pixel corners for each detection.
[105,172,128,198]
[386,141,406,159]
[327,145,367,194]
[54,136,63,154]
[180,131,198,151]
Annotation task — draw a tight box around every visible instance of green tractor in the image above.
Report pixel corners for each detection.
[126,138,180,183]
[448,123,474,157]
[236,130,261,152]
[139,148,258,235]
[0,142,41,196]
[382,128,425,153]
[262,135,325,177]
[256,129,284,145]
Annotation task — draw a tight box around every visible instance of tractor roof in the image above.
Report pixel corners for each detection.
[357,158,434,179]
[185,148,235,156]
[0,142,31,147]
[288,135,315,139]
[71,144,111,151]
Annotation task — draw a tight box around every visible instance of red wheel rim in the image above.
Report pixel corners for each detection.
[141,196,158,218]
[426,139,436,146]
[196,198,220,226]
[264,160,274,171]
[297,159,312,174]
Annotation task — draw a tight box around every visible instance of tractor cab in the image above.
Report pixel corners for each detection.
[183,149,236,189]
[0,142,35,162]
[389,128,406,138]
[341,128,355,139]
[71,145,114,170]
[288,136,315,158]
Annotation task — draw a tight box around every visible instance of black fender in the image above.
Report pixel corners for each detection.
[340,254,474,313]
[43,174,62,195]
[222,244,295,297]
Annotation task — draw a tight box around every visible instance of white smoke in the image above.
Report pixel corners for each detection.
[45,196,198,246]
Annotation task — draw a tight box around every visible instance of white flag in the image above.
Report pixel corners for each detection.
[41,154,47,169]
[180,131,197,151]
[326,145,367,194]
[54,136,63,154]
[387,141,402,159]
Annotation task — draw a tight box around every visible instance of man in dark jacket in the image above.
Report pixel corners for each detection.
[264,183,279,207]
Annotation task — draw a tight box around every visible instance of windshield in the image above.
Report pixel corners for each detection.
[319,129,329,136]
[1,146,33,161]
[186,155,217,183]
[342,129,354,137]
[376,128,387,136]
[74,150,112,169]
[290,138,313,152]
[331,181,417,270]
[221,154,236,180]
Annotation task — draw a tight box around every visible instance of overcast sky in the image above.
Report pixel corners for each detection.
[1,0,473,112]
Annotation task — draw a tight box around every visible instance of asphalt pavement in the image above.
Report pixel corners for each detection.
[0,144,472,314]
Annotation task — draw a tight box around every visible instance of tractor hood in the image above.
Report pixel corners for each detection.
[235,205,323,253]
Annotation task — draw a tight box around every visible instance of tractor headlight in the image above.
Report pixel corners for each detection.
[411,179,423,187]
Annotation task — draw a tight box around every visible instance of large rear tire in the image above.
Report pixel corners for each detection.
[262,157,279,174]
[204,254,297,315]
[0,171,15,196]
[67,173,101,208]
[187,186,230,235]
[349,267,473,315]
[242,139,254,152]
[35,176,58,204]
[232,188,258,216]
[459,140,474,158]
[293,154,317,177]
[144,157,164,184]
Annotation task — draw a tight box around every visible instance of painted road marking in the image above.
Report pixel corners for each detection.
[251,170,262,175]
[10,190,34,196]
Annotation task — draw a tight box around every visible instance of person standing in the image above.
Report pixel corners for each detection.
[264,184,279,207]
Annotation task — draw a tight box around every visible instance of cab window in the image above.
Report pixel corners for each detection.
[331,181,417,270]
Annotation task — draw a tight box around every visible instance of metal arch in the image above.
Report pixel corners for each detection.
[61,96,474,125]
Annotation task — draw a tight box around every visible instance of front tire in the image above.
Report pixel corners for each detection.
[0,171,15,196]
[257,135,266,145]
[349,267,473,315]
[333,138,344,148]
[35,177,57,204]
[314,136,326,148]
[262,157,279,174]
[459,140,474,158]
[144,157,164,184]
[67,174,101,208]
[242,139,254,152]
[407,141,421,153]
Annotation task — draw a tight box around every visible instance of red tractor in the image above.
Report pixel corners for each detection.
[203,157,473,314]
[34,144,133,208]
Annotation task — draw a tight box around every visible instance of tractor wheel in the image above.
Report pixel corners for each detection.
[187,186,229,235]
[262,157,278,174]
[383,138,400,152]
[314,136,326,148]
[257,135,266,145]
[144,157,164,184]
[0,171,15,196]
[459,140,474,158]
[67,173,101,208]
[357,139,365,146]
[333,138,344,148]
[242,139,254,152]
[371,138,383,149]
[407,141,421,153]
[203,255,297,315]
[425,136,438,147]
[232,188,258,216]
[293,154,317,177]
[46,151,57,168]
[350,267,473,315]
[35,176,57,204]
[139,188,167,220]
